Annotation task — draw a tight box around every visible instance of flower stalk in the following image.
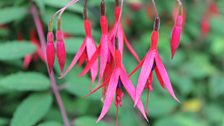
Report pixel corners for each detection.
[30,4,70,126]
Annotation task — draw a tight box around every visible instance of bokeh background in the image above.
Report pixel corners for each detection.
[0,0,224,126]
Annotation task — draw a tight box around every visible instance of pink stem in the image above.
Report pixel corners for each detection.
[30,5,70,126]
[152,0,158,17]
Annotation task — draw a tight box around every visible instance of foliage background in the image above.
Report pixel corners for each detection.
[0,0,224,126]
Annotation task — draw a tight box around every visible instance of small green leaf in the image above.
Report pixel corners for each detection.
[65,37,83,54]
[0,72,50,91]
[0,41,36,61]
[0,7,27,24]
[75,116,112,126]
[11,93,53,126]
[37,121,62,126]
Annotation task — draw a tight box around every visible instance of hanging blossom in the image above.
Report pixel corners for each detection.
[129,17,180,108]
[46,0,80,73]
[86,49,148,124]
[18,30,45,69]
[82,0,148,124]
[109,0,140,62]
[170,1,184,59]
[79,0,115,85]
[59,0,98,87]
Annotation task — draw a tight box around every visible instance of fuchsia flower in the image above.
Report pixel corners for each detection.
[109,6,140,62]
[129,18,179,107]
[46,32,55,73]
[170,13,183,59]
[79,1,114,84]
[17,30,45,69]
[18,30,45,69]
[86,49,148,123]
[59,19,98,84]
[56,30,66,73]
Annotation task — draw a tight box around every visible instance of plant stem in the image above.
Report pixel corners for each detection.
[30,4,70,126]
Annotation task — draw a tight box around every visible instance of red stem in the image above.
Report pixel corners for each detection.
[30,4,70,126]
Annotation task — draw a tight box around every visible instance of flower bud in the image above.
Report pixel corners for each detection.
[170,15,183,58]
[46,32,55,73]
[56,30,66,72]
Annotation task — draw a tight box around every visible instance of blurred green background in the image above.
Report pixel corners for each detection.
[0,0,224,126]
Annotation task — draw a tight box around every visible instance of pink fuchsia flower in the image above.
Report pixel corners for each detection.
[59,19,98,84]
[109,6,140,62]
[46,32,55,73]
[130,18,179,107]
[170,14,183,59]
[79,1,114,84]
[56,30,66,73]
[86,50,148,123]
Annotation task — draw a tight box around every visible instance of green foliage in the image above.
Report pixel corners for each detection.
[11,93,53,126]
[0,72,50,91]
[1,0,224,126]
[0,7,27,24]
[0,41,36,61]
[37,121,62,126]
[75,116,112,126]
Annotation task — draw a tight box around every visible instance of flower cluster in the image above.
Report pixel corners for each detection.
[46,0,184,125]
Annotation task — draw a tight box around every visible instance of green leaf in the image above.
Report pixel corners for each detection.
[11,93,53,126]
[44,0,83,13]
[0,118,9,126]
[37,121,62,126]
[0,7,27,24]
[0,41,36,61]
[209,74,224,98]
[203,104,224,124]
[155,114,208,126]
[75,116,112,126]
[145,93,178,118]
[210,37,224,57]
[65,37,83,54]
[65,67,101,101]
[0,72,50,91]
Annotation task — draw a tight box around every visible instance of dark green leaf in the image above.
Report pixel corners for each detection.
[0,72,50,91]
[0,41,36,61]
[0,7,27,24]
[11,93,53,126]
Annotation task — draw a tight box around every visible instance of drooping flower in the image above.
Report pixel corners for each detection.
[109,5,140,62]
[46,32,55,73]
[170,4,183,59]
[56,30,66,73]
[59,1,98,86]
[59,20,98,83]
[79,0,114,84]
[17,30,45,69]
[130,17,179,107]
[86,49,148,123]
